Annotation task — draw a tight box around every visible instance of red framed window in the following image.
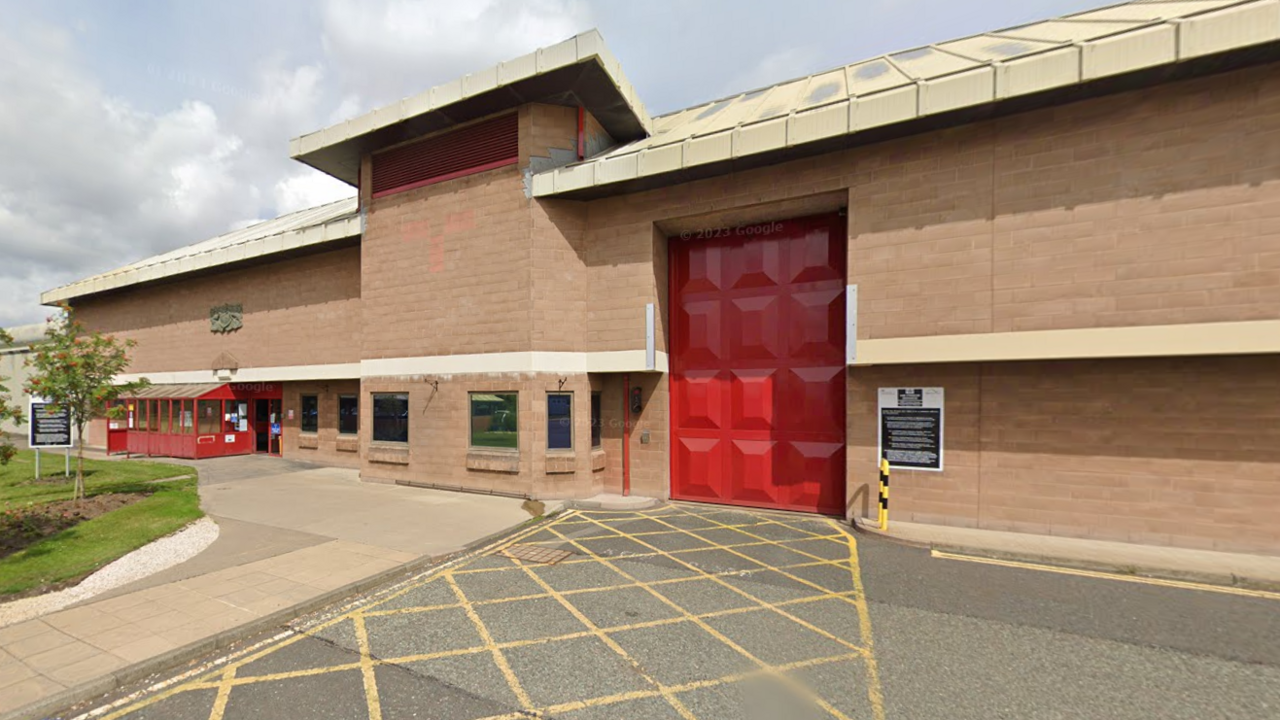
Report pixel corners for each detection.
[371,113,518,198]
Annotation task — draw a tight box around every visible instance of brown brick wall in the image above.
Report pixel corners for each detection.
[361,167,532,358]
[362,104,605,361]
[360,373,607,499]
[520,104,577,167]
[73,246,362,374]
[847,355,1280,555]
[530,199,590,352]
[582,63,1280,348]
[281,380,361,468]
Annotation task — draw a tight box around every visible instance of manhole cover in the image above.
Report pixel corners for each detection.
[500,544,574,565]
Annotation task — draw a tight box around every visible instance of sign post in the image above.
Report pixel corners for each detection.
[877,387,944,472]
[29,397,74,479]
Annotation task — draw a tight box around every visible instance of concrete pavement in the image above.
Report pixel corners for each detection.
[0,456,536,720]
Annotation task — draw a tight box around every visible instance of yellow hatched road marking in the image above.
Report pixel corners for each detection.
[444,572,536,712]
[89,506,881,720]
[92,512,563,720]
[470,652,869,720]
[507,555,698,720]
[931,550,1280,601]
[451,532,852,575]
[177,592,869,693]
[555,516,862,720]
[638,511,872,625]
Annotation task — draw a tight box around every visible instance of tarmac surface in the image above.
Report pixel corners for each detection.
[56,504,1280,720]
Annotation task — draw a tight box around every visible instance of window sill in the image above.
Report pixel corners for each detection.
[368,443,410,465]
[336,435,359,453]
[591,448,606,472]
[545,452,577,475]
[467,449,520,474]
[298,433,319,450]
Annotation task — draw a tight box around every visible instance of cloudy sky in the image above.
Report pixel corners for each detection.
[0,0,1105,326]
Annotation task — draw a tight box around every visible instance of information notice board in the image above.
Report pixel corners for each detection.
[877,387,943,471]
[29,398,73,448]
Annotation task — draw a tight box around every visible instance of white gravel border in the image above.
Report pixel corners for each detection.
[0,517,219,628]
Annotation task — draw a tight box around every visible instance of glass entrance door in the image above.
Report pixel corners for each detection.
[254,399,283,455]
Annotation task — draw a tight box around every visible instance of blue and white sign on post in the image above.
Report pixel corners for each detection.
[29,397,74,479]
[28,398,73,449]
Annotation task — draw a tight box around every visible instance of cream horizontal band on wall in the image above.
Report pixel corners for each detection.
[362,350,669,377]
[853,320,1280,366]
[114,351,672,386]
[117,363,362,384]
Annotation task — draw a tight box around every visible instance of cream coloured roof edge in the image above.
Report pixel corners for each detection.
[533,0,1280,196]
[42,197,360,306]
[290,29,652,185]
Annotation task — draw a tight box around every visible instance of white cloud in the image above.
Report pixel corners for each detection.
[320,0,593,107]
[0,24,264,325]
[273,172,355,216]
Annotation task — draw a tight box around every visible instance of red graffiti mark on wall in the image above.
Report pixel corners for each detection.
[399,211,476,274]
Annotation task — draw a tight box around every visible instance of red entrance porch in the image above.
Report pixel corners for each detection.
[122,382,283,460]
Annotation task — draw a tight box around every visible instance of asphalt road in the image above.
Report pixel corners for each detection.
[856,537,1280,720]
[57,505,1280,720]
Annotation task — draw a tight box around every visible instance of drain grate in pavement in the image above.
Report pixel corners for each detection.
[500,544,574,565]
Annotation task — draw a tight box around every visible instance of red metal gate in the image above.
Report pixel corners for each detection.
[669,215,847,514]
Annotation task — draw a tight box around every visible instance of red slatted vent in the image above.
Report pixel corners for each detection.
[372,113,519,198]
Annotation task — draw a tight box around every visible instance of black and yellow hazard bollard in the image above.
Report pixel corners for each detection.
[878,455,890,531]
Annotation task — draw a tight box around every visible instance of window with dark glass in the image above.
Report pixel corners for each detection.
[197,400,220,434]
[339,395,359,435]
[300,395,319,433]
[372,393,409,443]
[590,392,602,448]
[470,393,517,449]
[547,394,572,450]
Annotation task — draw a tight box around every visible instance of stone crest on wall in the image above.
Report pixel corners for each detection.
[210,303,243,334]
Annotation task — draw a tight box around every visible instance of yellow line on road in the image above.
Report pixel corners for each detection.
[829,519,887,720]
[930,550,1280,601]
[205,666,235,720]
[352,613,384,720]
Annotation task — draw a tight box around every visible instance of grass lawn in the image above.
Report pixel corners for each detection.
[0,449,202,597]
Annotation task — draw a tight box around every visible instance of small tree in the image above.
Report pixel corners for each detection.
[25,306,148,500]
[0,328,23,465]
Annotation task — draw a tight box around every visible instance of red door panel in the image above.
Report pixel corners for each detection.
[670,215,846,515]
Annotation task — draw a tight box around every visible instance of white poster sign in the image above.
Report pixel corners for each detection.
[877,387,944,471]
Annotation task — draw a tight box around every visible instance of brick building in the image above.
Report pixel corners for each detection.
[43,1,1280,554]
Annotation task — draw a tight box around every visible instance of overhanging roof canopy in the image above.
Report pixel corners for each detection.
[534,0,1280,197]
[130,383,226,400]
[290,30,652,186]
[42,197,360,306]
